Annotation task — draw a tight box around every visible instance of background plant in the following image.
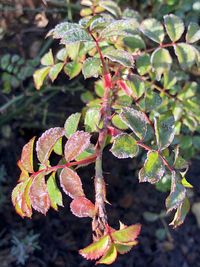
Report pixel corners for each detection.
[12,0,200,265]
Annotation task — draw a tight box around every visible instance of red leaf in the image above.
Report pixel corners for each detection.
[111,224,141,244]
[117,80,132,96]
[70,196,95,218]
[17,160,29,182]
[20,137,36,173]
[79,235,110,260]
[29,173,50,215]
[36,127,64,164]
[64,131,91,162]
[60,167,85,199]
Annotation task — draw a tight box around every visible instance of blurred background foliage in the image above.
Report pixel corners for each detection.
[0,0,200,266]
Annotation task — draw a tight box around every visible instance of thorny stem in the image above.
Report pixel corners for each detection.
[29,155,97,179]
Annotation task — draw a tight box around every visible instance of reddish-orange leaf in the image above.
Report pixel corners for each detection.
[70,196,95,218]
[64,131,91,162]
[20,137,36,173]
[60,167,85,199]
[12,179,32,218]
[36,127,64,164]
[111,224,141,244]
[79,235,111,260]
[29,173,50,215]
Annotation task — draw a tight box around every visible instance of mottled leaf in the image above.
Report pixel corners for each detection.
[110,133,139,159]
[186,22,200,43]
[120,107,147,139]
[20,137,35,173]
[47,172,63,210]
[154,113,175,150]
[99,0,121,17]
[139,151,165,184]
[64,62,82,79]
[174,43,196,69]
[64,113,81,138]
[170,197,190,228]
[151,48,172,80]
[36,127,64,164]
[125,75,145,98]
[60,167,85,199]
[104,49,134,67]
[164,14,184,42]
[79,235,110,260]
[64,131,91,162]
[82,57,101,79]
[29,173,50,215]
[84,108,101,132]
[49,62,64,82]
[70,196,95,218]
[141,18,164,43]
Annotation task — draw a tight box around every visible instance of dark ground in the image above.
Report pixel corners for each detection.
[1,1,200,267]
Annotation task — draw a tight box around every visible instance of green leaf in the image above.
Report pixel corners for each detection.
[82,57,101,79]
[47,172,63,210]
[139,151,165,184]
[84,108,101,132]
[112,114,128,130]
[99,0,121,17]
[186,22,200,43]
[151,48,172,80]
[97,244,117,265]
[166,172,186,212]
[56,48,68,61]
[154,113,175,150]
[64,113,81,138]
[123,35,146,50]
[53,137,63,156]
[110,133,139,159]
[136,54,151,75]
[111,224,141,244]
[174,43,196,69]
[141,18,164,44]
[64,62,82,79]
[104,49,134,67]
[33,66,50,90]
[100,19,139,39]
[125,75,145,98]
[120,107,147,139]
[143,91,162,112]
[115,243,133,255]
[79,235,110,260]
[170,197,190,228]
[164,14,184,43]
[41,49,54,66]
[49,63,64,82]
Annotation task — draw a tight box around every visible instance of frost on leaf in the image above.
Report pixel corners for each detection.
[139,151,165,184]
[29,173,50,215]
[70,196,95,218]
[79,235,111,260]
[20,137,36,173]
[64,131,91,162]
[36,127,65,165]
[60,167,85,199]
[120,107,147,139]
